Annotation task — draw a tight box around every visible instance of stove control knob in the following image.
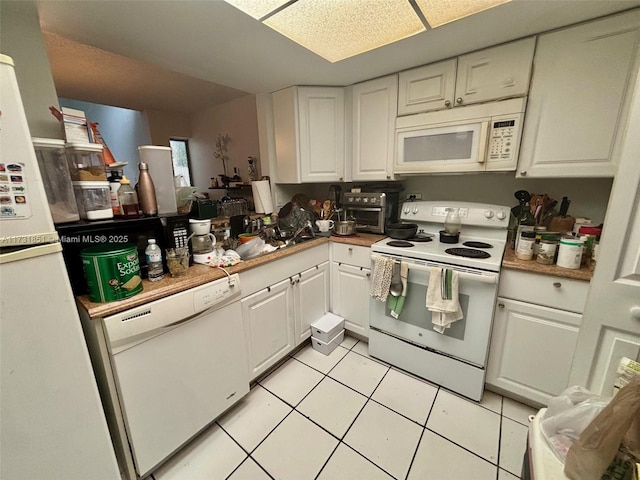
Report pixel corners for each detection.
[403,206,410,214]
[348,197,354,203]
[484,210,494,219]
[496,211,507,220]
[412,206,419,214]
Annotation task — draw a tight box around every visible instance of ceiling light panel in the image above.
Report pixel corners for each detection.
[264,0,426,63]
[415,0,510,28]
[224,0,291,20]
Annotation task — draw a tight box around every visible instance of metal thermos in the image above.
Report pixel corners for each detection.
[138,161,158,216]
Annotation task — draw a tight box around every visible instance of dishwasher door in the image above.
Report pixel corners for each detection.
[103,277,249,477]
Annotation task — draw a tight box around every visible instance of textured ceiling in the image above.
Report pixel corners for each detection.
[38,0,640,114]
[43,32,249,114]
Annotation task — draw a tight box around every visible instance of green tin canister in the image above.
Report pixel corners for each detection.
[81,244,143,302]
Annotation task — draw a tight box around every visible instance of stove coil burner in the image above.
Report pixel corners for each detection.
[445,247,491,259]
[407,235,433,243]
[462,241,493,249]
[387,240,414,247]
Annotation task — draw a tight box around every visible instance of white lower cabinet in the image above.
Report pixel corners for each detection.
[486,270,588,406]
[241,278,296,381]
[241,253,330,381]
[331,243,371,338]
[295,262,330,344]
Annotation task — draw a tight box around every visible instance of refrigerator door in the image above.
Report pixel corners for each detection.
[0,246,120,480]
[0,54,57,245]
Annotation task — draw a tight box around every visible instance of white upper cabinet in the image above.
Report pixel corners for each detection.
[350,75,398,181]
[272,86,345,183]
[518,10,640,178]
[455,38,535,107]
[398,38,535,115]
[398,59,457,115]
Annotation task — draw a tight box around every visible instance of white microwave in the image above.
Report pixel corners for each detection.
[394,97,526,174]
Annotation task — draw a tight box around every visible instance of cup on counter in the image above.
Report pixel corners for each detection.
[166,248,190,277]
[315,219,334,233]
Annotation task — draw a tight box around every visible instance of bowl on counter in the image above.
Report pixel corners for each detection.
[238,232,259,244]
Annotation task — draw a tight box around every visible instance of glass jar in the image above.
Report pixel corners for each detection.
[536,234,560,265]
[516,230,536,260]
[444,207,461,234]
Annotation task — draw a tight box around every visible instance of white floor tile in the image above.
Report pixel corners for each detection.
[503,397,538,426]
[344,400,423,479]
[352,340,370,357]
[481,390,503,414]
[217,385,291,452]
[427,390,501,464]
[408,430,497,480]
[294,342,349,374]
[372,368,438,425]
[328,351,388,396]
[259,357,324,406]
[500,417,528,476]
[499,467,521,480]
[153,424,246,480]
[318,444,394,480]
[227,457,271,480]
[340,335,359,349]
[252,411,338,480]
[297,377,367,438]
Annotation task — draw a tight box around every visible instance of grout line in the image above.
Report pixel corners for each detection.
[426,426,500,467]
[404,386,440,479]
[313,440,341,480]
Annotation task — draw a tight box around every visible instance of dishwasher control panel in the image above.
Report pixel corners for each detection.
[194,274,240,312]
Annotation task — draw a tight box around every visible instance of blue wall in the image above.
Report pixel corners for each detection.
[59,98,152,182]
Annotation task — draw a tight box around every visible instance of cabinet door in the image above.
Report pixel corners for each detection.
[518,11,640,178]
[351,76,398,181]
[298,87,345,182]
[455,38,535,107]
[398,59,457,115]
[241,279,295,381]
[331,262,371,338]
[295,262,330,344]
[486,297,581,405]
[272,87,301,183]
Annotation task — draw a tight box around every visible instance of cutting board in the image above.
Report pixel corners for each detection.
[548,215,575,233]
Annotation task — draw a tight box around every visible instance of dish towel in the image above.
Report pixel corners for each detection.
[370,254,395,302]
[426,267,463,334]
[387,261,409,318]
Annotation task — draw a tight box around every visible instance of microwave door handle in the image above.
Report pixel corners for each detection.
[477,121,490,164]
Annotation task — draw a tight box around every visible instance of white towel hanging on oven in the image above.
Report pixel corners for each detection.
[426,267,463,334]
[370,254,394,302]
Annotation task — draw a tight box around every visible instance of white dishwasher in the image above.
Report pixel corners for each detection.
[102,274,248,478]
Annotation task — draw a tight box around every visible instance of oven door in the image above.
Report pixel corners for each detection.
[345,206,384,234]
[369,258,499,367]
[395,120,489,174]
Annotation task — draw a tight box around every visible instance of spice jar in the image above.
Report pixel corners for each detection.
[536,234,560,265]
[557,237,584,269]
[516,230,536,260]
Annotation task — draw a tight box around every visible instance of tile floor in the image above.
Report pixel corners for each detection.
[152,336,538,480]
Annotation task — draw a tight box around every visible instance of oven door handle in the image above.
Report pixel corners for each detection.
[347,207,382,212]
[370,255,499,284]
[406,263,498,284]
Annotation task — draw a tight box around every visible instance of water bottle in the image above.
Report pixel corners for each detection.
[145,238,164,282]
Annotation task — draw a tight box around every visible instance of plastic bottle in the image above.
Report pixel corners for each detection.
[118,176,140,219]
[108,169,122,216]
[138,161,158,216]
[145,238,164,282]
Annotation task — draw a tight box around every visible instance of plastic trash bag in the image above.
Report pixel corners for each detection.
[564,379,640,480]
[540,386,610,463]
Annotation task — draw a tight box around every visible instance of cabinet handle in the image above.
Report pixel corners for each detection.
[290,277,295,285]
[553,282,562,288]
[366,272,371,277]
[444,100,451,107]
[339,177,343,181]
[456,97,463,104]
[296,278,300,284]
[348,247,353,252]
[498,303,505,309]
[520,170,527,176]
[386,175,391,179]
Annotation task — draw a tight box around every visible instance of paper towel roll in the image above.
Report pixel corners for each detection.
[251,180,273,214]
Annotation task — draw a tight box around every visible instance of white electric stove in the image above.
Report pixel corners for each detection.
[369,201,511,401]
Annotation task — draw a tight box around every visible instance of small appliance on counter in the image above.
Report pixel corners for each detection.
[190,198,218,219]
[343,187,401,234]
[188,218,216,264]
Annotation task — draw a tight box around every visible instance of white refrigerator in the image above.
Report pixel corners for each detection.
[0,54,120,479]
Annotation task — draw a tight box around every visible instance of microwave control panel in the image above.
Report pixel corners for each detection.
[488,117,519,162]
